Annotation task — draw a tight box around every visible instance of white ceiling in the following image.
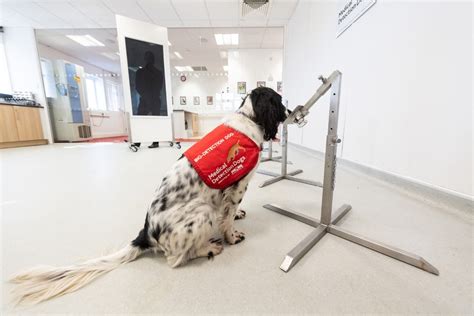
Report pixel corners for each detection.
[35,26,284,74]
[0,0,299,29]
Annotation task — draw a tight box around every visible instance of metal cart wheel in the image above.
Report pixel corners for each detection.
[129,144,139,152]
[175,142,181,149]
[169,141,174,147]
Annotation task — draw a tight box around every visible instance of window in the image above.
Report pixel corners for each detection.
[104,80,123,111]
[40,58,57,98]
[0,33,12,93]
[85,75,107,111]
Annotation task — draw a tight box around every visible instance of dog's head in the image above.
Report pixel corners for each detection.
[240,87,289,141]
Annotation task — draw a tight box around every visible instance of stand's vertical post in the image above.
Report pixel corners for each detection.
[320,73,342,225]
[281,123,288,176]
[267,140,273,159]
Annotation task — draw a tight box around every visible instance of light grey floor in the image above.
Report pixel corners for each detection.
[1,142,473,314]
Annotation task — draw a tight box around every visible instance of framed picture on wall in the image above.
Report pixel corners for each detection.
[237,82,246,94]
[193,96,200,105]
[207,96,213,105]
[257,81,266,88]
[277,81,283,93]
[180,96,186,105]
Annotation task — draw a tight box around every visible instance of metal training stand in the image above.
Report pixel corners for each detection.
[258,106,322,189]
[263,70,439,275]
[256,140,298,177]
[260,141,282,162]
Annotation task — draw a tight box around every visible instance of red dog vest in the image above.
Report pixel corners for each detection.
[184,124,260,190]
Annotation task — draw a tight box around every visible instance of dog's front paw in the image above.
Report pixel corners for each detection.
[234,209,246,220]
[225,230,245,245]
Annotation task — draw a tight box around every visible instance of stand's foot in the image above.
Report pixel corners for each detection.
[285,175,323,187]
[331,204,352,225]
[256,169,302,178]
[327,225,439,275]
[280,225,327,272]
[260,156,293,164]
[259,172,321,188]
[264,204,320,227]
[259,175,286,188]
[264,203,352,227]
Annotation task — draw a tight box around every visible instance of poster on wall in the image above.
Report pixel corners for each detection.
[237,82,246,94]
[207,96,213,105]
[180,96,186,105]
[257,81,266,88]
[125,37,168,116]
[193,96,200,105]
[337,0,376,37]
[277,81,283,93]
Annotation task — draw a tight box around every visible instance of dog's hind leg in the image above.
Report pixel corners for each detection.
[164,203,221,267]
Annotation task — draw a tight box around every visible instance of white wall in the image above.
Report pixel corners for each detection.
[37,43,126,138]
[3,27,53,143]
[228,49,282,105]
[283,1,473,197]
[171,74,228,112]
[89,110,127,138]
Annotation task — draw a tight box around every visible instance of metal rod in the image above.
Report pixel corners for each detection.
[285,176,323,187]
[263,204,320,228]
[280,225,327,272]
[331,204,352,225]
[259,175,286,188]
[281,124,288,175]
[328,225,439,275]
[257,169,302,177]
[320,73,342,225]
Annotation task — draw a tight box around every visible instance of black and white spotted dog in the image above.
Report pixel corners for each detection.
[10,87,289,305]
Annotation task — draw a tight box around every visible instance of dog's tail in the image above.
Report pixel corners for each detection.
[10,243,145,305]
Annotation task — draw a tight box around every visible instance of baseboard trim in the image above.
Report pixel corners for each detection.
[0,139,48,149]
[288,142,473,213]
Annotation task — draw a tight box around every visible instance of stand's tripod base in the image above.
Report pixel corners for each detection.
[257,169,302,177]
[259,173,322,188]
[260,156,293,164]
[263,204,439,275]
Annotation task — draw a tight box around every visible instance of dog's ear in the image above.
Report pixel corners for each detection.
[250,87,287,141]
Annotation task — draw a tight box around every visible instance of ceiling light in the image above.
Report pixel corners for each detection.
[214,33,239,46]
[223,65,229,71]
[175,66,193,72]
[174,51,183,59]
[66,35,105,47]
[219,51,227,58]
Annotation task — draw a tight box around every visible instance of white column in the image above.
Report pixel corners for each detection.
[3,27,53,143]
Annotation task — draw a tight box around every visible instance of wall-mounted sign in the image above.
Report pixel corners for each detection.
[337,0,376,37]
